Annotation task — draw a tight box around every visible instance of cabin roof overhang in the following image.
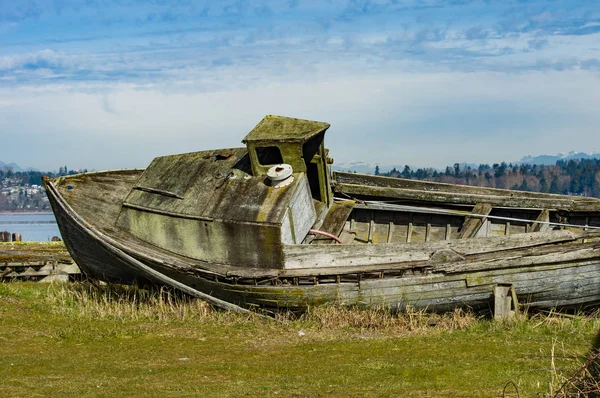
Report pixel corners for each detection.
[242,115,330,144]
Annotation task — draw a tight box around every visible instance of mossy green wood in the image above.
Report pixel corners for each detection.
[117,208,284,268]
[242,115,333,207]
[243,115,330,144]
[113,146,317,268]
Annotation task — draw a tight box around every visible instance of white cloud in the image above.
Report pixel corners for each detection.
[0,49,76,70]
[1,69,600,171]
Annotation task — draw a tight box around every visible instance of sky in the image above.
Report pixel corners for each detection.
[1,0,600,172]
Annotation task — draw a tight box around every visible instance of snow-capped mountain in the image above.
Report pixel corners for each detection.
[519,151,600,165]
[332,161,407,175]
[334,151,600,176]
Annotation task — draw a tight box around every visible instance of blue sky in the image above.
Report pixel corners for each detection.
[1,0,600,171]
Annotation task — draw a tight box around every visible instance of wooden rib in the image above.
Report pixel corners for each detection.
[387,219,395,243]
[368,212,375,243]
[406,222,413,243]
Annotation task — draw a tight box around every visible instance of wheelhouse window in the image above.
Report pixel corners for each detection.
[256,146,284,166]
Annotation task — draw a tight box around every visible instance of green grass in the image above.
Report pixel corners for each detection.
[1,282,599,397]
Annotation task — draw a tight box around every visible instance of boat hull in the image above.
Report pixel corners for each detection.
[45,173,600,313]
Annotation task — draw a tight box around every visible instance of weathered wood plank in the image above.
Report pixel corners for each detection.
[464,260,600,285]
[339,230,356,245]
[313,200,355,244]
[520,282,600,305]
[362,290,494,308]
[232,267,600,311]
[361,277,466,291]
[282,229,592,270]
[333,172,600,211]
[360,286,493,303]
[474,220,491,238]
[509,276,600,299]
[465,262,600,287]
[526,294,600,309]
[531,209,551,233]
[458,203,492,239]
[437,246,600,274]
[334,180,600,212]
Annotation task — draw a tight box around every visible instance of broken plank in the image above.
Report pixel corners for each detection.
[313,200,355,244]
[458,203,492,239]
[531,209,551,233]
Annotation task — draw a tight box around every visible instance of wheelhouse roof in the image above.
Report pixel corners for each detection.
[242,115,330,144]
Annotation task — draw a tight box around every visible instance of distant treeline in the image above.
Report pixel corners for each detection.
[4,160,600,200]
[377,159,600,197]
[0,166,86,186]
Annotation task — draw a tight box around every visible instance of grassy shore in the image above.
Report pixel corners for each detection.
[1,282,600,397]
[0,241,71,264]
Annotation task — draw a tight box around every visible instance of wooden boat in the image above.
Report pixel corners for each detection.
[43,115,600,316]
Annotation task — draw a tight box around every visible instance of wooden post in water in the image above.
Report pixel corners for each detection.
[11,233,22,242]
[0,231,10,242]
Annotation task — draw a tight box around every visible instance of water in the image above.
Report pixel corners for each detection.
[0,213,61,242]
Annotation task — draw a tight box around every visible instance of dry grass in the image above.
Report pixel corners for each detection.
[499,343,600,397]
[494,311,600,398]
[47,281,481,334]
[545,346,600,398]
[295,305,478,334]
[46,281,214,322]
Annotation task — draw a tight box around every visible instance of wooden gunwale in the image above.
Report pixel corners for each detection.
[334,172,600,205]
